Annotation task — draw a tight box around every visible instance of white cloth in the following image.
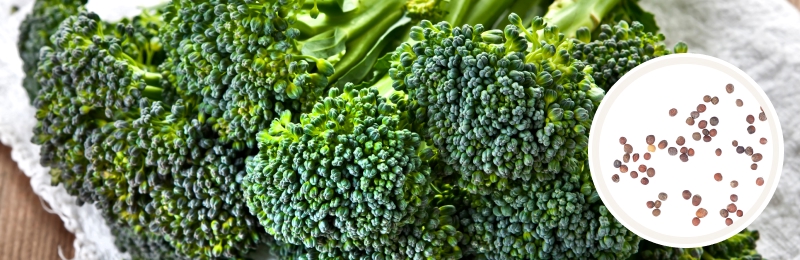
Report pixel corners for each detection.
[1,0,799,259]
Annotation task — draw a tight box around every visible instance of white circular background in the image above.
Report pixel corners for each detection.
[588,54,784,248]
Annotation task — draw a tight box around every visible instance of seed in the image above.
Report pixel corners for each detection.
[624,144,633,153]
[619,137,627,145]
[710,117,719,126]
[761,106,764,112]
[726,218,733,226]
[680,147,688,154]
[620,165,628,173]
[731,180,739,188]
[703,95,712,102]
[686,117,695,125]
[709,129,718,137]
[702,129,710,136]
[623,153,630,163]
[690,111,700,119]
[692,217,701,226]
[756,177,764,186]
[746,115,755,124]
[736,99,743,107]
[751,164,758,170]
[654,200,662,208]
[668,147,678,155]
[644,153,652,160]
[747,125,756,134]
[726,83,735,93]
[633,153,640,162]
[733,140,739,147]
[658,140,668,149]
[630,171,639,178]
[737,210,744,217]
[715,148,722,156]
[613,160,621,168]
[697,104,707,113]
[703,135,712,142]
[647,168,655,177]
[647,201,655,208]
[692,132,701,141]
[752,153,763,162]
[641,177,649,185]
[714,173,723,181]
[682,190,692,200]
[612,174,620,183]
[698,120,708,129]
[730,194,738,202]
[638,164,647,172]
[669,108,678,117]
[727,203,737,213]
[647,145,656,152]
[688,148,695,156]
[759,112,767,121]
[676,136,686,146]
[736,146,745,154]
[653,209,661,217]
[680,153,689,162]
[646,135,656,145]
[760,138,767,144]
[658,192,668,201]
[711,96,719,104]
[745,147,753,156]
[692,195,702,206]
[696,208,708,218]
[720,209,729,218]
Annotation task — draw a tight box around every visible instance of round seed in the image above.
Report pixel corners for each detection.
[711,96,719,105]
[620,165,628,173]
[612,174,620,183]
[746,115,755,124]
[748,125,756,134]
[686,117,695,125]
[726,83,734,93]
[680,153,689,162]
[630,171,639,178]
[697,104,707,113]
[720,209,729,218]
[714,173,723,181]
[726,218,733,226]
[692,217,701,226]
[696,208,708,218]
[756,177,764,186]
[647,145,656,152]
[732,140,739,147]
[698,120,708,129]
[633,153,640,162]
[638,164,647,172]
[702,129,710,136]
[644,153,651,160]
[658,192,668,201]
[731,180,739,188]
[669,108,678,117]
[736,146,745,154]
[751,164,758,170]
[647,201,655,209]
[745,147,753,156]
[703,135,712,142]
[680,147,688,154]
[688,148,695,156]
[619,137,627,145]
[658,140,668,149]
[736,99,743,107]
[715,148,722,156]
[692,132,701,141]
[641,177,649,185]
[690,111,700,119]
[727,203,737,213]
[647,168,655,177]
[623,153,631,163]
[653,209,661,217]
[760,138,767,144]
[709,129,718,137]
[730,194,738,202]
[654,200,662,208]
[737,210,744,217]
[682,190,692,200]
[676,136,686,146]
[703,95,712,102]
[613,160,621,168]
[752,153,763,162]
[710,117,719,126]
[759,112,767,121]
[692,195,702,206]
[646,135,656,145]
[668,147,678,155]
[624,144,633,153]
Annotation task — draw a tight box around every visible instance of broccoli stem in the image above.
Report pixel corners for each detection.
[442,0,473,25]
[461,0,516,27]
[543,0,622,37]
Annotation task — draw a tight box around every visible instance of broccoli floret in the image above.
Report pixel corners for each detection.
[109,221,185,260]
[630,229,762,260]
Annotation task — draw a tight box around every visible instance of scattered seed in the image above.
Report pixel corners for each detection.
[682,190,692,200]
[613,160,621,168]
[730,194,738,202]
[692,132,701,141]
[680,153,689,162]
[676,136,686,146]
[746,115,755,124]
[642,135,654,145]
[727,203,737,213]
[709,129,718,137]
[690,111,700,119]
[760,138,767,144]
[737,210,744,217]
[654,200,662,208]
[737,146,745,154]
[756,177,764,186]
[612,174,620,183]
[751,164,758,170]
[759,112,767,121]
[711,96,719,105]
[745,147,753,156]
[647,201,655,209]
[692,195,702,206]
[658,192,668,201]
[680,147,688,154]
[696,208,708,218]
[703,95,712,102]
[619,137,627,145]
[686,117,695,125]
[633,153,640,162]
[731,180,739,188]
[653,209,661,217]
[697,104,707,113]
[720,209,729,218]
[710,117,719,126]
[668,147,678,156]
[692,217,701,226]
[736,99,743,107]
[702,129,710,136]
[703,135,712,142]
[714,173,723,181]
[688,148,695,156]
[620,165,628,173]
[641,177,649,185]
[747,125,756,134]
[752,153,763,162]
[699,120,708,129]
[623,153,631,163]
[726,218,733,226]
[630,171,639,178]
[726,83,735,93]
[644,153,652,160]
[638,164,647,172]
[658,140,668,149]
[624,144,633,153]
[716,148,722,156]
[647,168,655,177]
[733,140,739,147]
[669,108,678,117]
[647,145,656,152]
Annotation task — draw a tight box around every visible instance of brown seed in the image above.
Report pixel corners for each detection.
[682,190,692,200]
[736,146,745,154]
[686,117,695,125]
[692,217,701,226]
[710,117,719,126]
[638,164,647,172]
[752,153,763,162]
[646,201,655,209]
[761,106,764,112]
[745,147,753,156]
[654,200,662,208]
[644,153,652,160]
[630,171,639,178]
[703,95,712,102]
[751,164,758,170]
[733,140,739,147]
[668,147,678,156]
[746,115,755,124]
[676,136,686,146]
[633,153,640,162]
[731,180,739,188]
[669,108,678,117]
[623,153,631,163]
[620,165,628,173]
[692,132,701,141]
[653,209,661,217]
[624,144,633,153]
[726,83,735,93]
[688,148,695,156]
[760,138,768,144]
[647,145,656,152]
[737,210,744,217]
[756,177,764,186]
[692,195,702,206]
[747,125,756,134]
[730,194,738,202]
[641,177,649,185]
[726,218,733,226]
[646,135,655,145]
[727,203,737,213]
[709,129,718,137]
[680,153,689,162]
[696,208,708,218]
[703,135,712,142]
[720,209,729,218]
[647,168,655,177]
[690,111,700,119]
[702,129,710,136]
[612,174,620,183]
[680,147,688,154]
[698,120,708,129]
[658,192,668,201]
[715,148,722,156]
[711,96,719,105]
[619,137,627,145]
[736,99,744,107]
[714,173,723,181]
[613,160,622,168]
[658,140,668,149]
[697,104,707,113]
[759,112,767,121]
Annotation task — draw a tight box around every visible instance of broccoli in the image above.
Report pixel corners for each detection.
[630,229,762,260]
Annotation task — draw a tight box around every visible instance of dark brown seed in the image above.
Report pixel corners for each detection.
[680,153,689,162]
[709,129,718,137]
[641,177,649,185]
[686,117,695,125]
[726,218,733,226]
[668,147,678,156]
[697,104,707,113]
[630,171,639,178]
[658,140,668,149]
[746,115,755,124]
[653,209,661,217]
[703,135,712,142]
[692,195,702,206]
[736,99,743,107]
[669,108,678,117]
[647,168,655,177]
[730,194,738,202]
[612,174,620,183]
[658,192,668,201]
[692,217,701,226]
[747,125,756,134]
[680,147,688,154]
[682,190,692,200]
[647,201,655,209]
[690,111,700,119]
[677,136,686,146]
[731,180,739,188]
[710,117,719,126]
[613,160,622,168]
[737,210,744,217]
[654,200,662,208]
[624,144,633,153]
[760,138,768,144]
[688,148,695,156]
[711,96,719,105]
[720,209,729,218]
[692,132,701,141]
[714,173,723,181]
[756,177,765,186]
[751,164,758,170]
[644,153,651,160]
[726,83,735,93]
[633,153,640,162]
[699,120,708,129]
[619,137,627,145]
[646,135,656,145]
[702,129,710,136]
[737,146,745,154]
[727,203,737,213]
[703,95,712,102]
[716,148,722,156]
[638,164,647,172]
[696,208,708,218]
[752,153,763,162]
[745,147,753,156]
[759,112,767,121]
[733,140,739,147]
[620,165,628,173]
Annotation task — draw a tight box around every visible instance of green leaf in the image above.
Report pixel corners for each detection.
[333,16,411,89]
